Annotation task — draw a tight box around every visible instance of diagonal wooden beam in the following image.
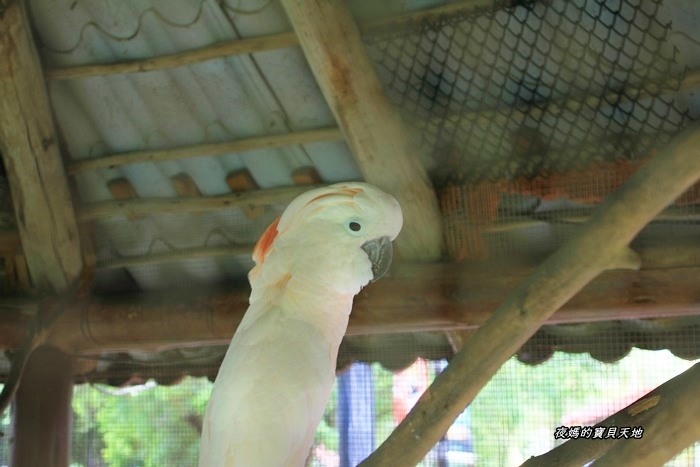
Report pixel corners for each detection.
[359,122,700,466]
[0,0,82,292]
[280,0,443,261]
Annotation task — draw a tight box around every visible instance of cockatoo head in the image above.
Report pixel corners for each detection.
[250,182,403,295]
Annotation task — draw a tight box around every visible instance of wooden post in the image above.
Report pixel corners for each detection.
[10,346,74,467]
[280,0,443,261]
[0,0,82,292]
[0,3,85,458]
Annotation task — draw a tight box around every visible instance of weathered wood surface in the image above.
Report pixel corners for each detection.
[281,0,443,260]
[67,127,343,174]
[0,0,82,292]
[358,123,700,466]
[47,31,299,80]
[591,366,700,466]
[11,346,74,467]
[522,363,700,466]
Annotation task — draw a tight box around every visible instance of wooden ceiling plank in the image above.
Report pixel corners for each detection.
[280,0,443,260]
[0,1,82,292]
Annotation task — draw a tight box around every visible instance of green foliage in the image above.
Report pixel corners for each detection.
[314,384,339,451]
[71,378,212,467]
[68,350,695,466]
[470,353,606,466]
[371,364,397,446]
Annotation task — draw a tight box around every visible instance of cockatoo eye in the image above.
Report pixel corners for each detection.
[348,221,362,232]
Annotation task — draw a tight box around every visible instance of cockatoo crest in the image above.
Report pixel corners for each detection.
[248,182,402,294]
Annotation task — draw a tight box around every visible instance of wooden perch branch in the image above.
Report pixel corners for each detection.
[67,127,342,174]
[281,0,443,260]
[77,184,322,220]
[0,0,83,292]
[522,363,700,467]
[359,123,700,466]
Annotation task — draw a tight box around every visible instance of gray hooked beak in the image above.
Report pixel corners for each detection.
[361,236,393,282]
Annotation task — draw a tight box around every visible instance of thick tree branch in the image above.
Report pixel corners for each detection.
[359,123,700,466]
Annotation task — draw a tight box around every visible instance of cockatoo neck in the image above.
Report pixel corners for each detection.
[250,249,366,343]
[247,231,373,342]
[258,274,356,344]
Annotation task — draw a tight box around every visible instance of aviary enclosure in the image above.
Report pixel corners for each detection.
[0,0,699,465]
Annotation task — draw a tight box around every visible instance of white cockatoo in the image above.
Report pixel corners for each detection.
[199,182,403,466]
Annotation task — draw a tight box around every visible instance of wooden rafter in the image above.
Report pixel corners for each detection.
[46,32,299,80]
[67,127,343,174]
[0,0,82,292]
[280,0,443,260]
[0,260,693,353]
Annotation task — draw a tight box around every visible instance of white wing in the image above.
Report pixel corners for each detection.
[199,303,336,467]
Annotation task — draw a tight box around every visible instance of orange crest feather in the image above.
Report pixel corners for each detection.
[253,216,280,265]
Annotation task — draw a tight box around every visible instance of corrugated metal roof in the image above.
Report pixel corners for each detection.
[29,0,370,289]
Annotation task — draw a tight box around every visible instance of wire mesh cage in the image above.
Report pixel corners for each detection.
[18,330,694,467]
[366,0,689,182]
[364,0,697,263]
